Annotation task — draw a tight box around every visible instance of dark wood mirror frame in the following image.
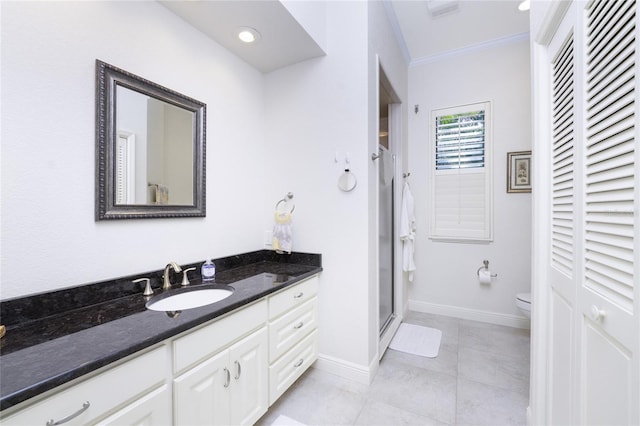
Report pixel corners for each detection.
[95,59,206,220]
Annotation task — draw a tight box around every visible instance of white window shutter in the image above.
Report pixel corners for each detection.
[584,0,635,311]
[430,102,492,241]
[115,132,136,205]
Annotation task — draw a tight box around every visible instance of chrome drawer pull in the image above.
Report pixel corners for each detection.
[293,292,304,299]
[46,401,90,426]
[293,358,304,368]
[234,360,242,380]
[224,367,231,388]
[293,322,304,329]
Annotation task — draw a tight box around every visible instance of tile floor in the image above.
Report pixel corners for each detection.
[256,311,530,426]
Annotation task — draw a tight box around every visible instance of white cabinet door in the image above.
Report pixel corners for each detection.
[94,385,171,426]
[174,327,268,426]
[229,327,268,426]
[173,350,230,426]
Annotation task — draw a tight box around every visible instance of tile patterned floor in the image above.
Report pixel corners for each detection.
[257,311,530,426]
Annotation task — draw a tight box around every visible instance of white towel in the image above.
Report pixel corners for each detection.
[272,212,293,254]
[380,148,394,186]
[400,181,416,281]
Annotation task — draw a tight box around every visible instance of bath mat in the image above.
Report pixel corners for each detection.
[389,323,442,358]
[271,414,306,426]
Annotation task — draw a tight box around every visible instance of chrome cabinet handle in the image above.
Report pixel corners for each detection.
[293,321,304,329]
[293,292,304,299]
[46,401,90,426]
[234,360,242,380]
[223,367,231,388]
[293,358,304,368]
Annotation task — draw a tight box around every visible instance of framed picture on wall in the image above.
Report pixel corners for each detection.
[507,151,532,193]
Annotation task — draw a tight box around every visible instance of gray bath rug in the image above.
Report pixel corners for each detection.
[389,323,442,358]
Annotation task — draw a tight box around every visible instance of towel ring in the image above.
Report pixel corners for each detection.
[275,192,295,213]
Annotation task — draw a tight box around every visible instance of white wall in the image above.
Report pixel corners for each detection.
[407,39,532,325]
[0,1,266,299]
[263,1,372,372]
[263,0,409,377]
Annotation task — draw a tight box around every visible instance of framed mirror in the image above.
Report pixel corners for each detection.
[96,60,206,220]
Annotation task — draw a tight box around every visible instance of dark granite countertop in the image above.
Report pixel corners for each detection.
[0,250,321,412]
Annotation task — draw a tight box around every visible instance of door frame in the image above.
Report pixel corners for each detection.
[377,61,404,358]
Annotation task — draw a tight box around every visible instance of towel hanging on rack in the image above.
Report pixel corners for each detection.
[379,147,394,186]
[272,193,294,254]
[400,181,416,281]
[272,212,293,254]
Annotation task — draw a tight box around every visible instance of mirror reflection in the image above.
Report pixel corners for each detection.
[115,86,194,206]
[96,60,206,220]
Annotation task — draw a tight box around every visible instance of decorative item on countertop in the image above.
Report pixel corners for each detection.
[201,259,216,282]
[273,193,294,254]
[477,259,498,285]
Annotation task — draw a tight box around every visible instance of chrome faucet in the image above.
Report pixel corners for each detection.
[163,262,183,290]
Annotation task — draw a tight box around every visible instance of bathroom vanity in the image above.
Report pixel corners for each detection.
[0,250,321,425]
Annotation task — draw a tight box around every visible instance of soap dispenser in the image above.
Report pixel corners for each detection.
[201,259,216,282]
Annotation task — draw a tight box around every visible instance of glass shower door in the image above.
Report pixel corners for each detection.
[379,146,394,334]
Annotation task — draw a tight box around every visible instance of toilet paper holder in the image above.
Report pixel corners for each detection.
[477,260,498,277]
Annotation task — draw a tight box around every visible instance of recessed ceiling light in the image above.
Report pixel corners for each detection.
[237,27,261,43]
[518,0,530,12]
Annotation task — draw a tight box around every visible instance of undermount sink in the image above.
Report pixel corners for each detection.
[146,286,234,312]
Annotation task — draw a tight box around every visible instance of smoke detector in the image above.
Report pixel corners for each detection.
[426,0,459,17]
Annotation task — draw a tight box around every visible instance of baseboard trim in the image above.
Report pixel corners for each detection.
[408,299,531,329]
[313,354,375,385]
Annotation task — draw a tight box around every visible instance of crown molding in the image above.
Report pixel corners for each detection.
[410,32,531,67]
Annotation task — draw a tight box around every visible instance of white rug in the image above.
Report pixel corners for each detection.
[271,414,306,426]
[389,323,442,358]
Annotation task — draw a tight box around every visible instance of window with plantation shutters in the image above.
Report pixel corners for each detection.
[551,34,575,278]
[430,102,492,241]
[435,110,486,170]
[584,0,635,312]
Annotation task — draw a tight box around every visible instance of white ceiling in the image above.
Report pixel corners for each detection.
[390,0,530,63]
[159,0,326,73]
[159,0,530,73]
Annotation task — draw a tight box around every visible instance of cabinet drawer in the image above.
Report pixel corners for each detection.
[268,276,318,320]
[94,384,171,425]
[173,300,267,373]
[2,346,167,426]
[268,330,317,405]
[269,297,317,362]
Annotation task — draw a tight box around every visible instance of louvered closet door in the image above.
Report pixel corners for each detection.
[578,0,638,423]
[547,6,578,424]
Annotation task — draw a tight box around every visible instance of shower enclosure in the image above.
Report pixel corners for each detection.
[379,145,395,334]
[377,65,402,356]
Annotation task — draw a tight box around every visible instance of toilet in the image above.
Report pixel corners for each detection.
[516,292,531,318]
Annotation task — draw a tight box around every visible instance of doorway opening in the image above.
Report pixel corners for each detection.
[378,64,402,356]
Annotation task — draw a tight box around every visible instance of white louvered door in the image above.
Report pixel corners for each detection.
[578,0,638,423]
[544,0,639,424]
[547,6,577,423]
